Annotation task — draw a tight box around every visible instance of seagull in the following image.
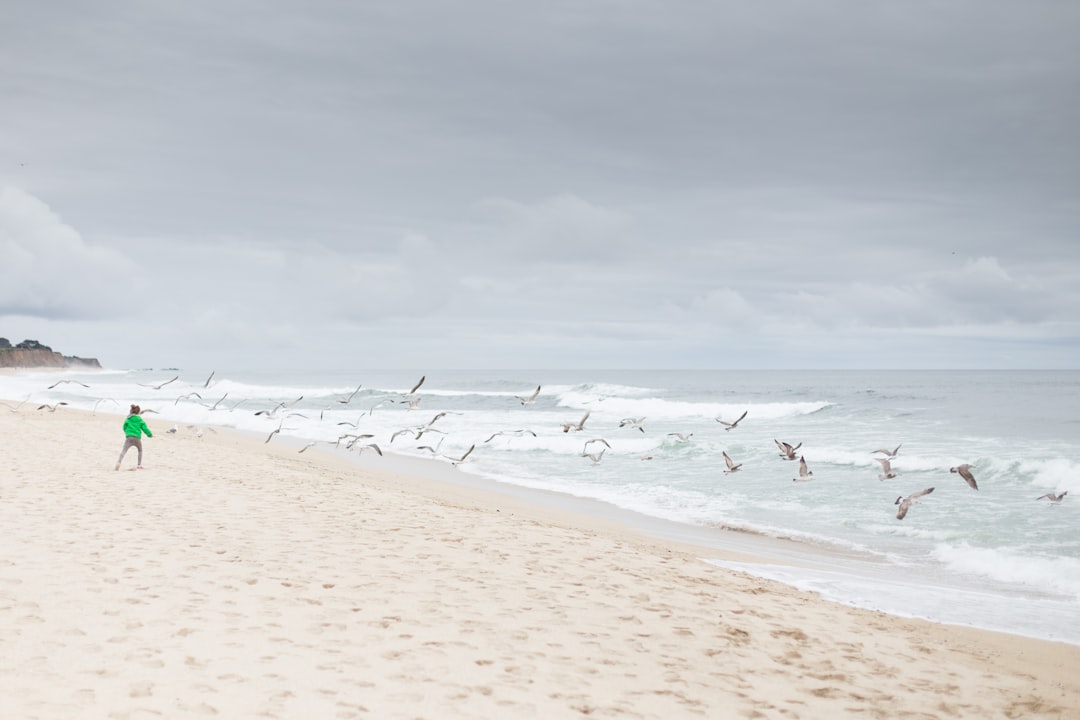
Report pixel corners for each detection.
[298,442,318,453]
[36,402,68,412]
[484,429,537,443]
[417,437,445,454]
[792,455,813,482]
[1,396,30,412]
[205,393,229,410]
[581,448,606,464]
[337,385,363,404]
[583,438,611,451]
[667,432,694,443]
[167,424,178,434]
[403,375,425,396]
[619,417,647,433]
[872,444,902,459]
[1036,491,1068,504]
[561,411,590,433]
[774,439,802,460]
[876,457,898,480]
[202,370,215,388]
[92,397,120,415]
[716,410,748,431]
[446,444,475,467]
[265,422,283,444]
[722,451,742,474]
[175,392,203,405]
[353,443,383,457]
[515,385,541,406]
[895,487,935,520]
[138,375,178,390]
[47,379,90,389]
[950,464,979,491]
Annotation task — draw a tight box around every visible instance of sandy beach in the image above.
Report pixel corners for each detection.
[1,405,1078,719]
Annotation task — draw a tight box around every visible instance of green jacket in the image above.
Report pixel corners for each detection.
[123,414,153,438]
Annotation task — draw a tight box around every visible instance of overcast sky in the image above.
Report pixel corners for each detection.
[2,1,1078,370]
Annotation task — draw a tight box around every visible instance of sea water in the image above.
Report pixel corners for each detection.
[5,368,1079,644]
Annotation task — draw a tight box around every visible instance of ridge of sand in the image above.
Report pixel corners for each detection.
[1,407,1077,719]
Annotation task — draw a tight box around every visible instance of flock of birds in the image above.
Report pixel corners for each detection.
[5,373,1072,523]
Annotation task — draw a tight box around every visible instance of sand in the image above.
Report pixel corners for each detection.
[1,405,1078,719]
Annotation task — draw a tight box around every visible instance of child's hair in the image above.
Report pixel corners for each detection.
[130,404,141,414]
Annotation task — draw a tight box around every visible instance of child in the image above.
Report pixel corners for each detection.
[116,404,153,470]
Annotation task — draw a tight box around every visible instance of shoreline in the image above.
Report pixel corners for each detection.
[2,403,1078,717]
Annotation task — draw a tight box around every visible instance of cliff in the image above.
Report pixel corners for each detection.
[0,338,102,369]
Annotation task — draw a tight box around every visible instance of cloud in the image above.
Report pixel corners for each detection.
[0,187,139,319]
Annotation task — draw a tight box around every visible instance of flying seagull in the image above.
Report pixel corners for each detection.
[723,451,742,474]
[792,455,813,482]
[138,375,178,390]
[872,444,902,459]
[47,379,90,389]
[774,439,802,460]
[895,487,935,520]
[203,370,215,388]
[484,429,537,443]
[36,402,68,412]
[337,385,363,404]
[619,417,647,433]
[561,411,590,433]
[667,432,694,443]
[404,375,426,396]
[515,385,541,406]
[583,438,611,451]
[354,443,383,457]
[876,457,898,480]
[446,444,475,467]
[1036,491,1068,504]
[949,464,979,491]
[716,410,748,431]
[581,448,606,464]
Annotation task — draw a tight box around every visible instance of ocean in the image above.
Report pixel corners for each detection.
[5,367,1078,645]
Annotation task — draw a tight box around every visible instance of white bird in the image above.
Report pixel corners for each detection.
[792,455,813,482]
[337,385,363,404]
[716,410,748,431]
[354,443,383,457]
[403,375,425,396]
[47,379,90,389]
[774,439,802,460]
[446,444,475,467]
[581,448,606,464]
[298,442,318,453]
[723,451,742,474]
[561,411,590,433]
[202,370,215,388]
[667,432,694,443]
[515,385,541,406]
[1036,491,1068,504]
[876,457,898,480]
[484,429,537,443]
[175,392,202,405]
[949,464,979,491]
[138,375,178,390]
[167,424,178,434]
[36,402,68,412]
[583,438,611,452]
[872,444,902,459]
[619,417,647,433]
[895,487,935,520]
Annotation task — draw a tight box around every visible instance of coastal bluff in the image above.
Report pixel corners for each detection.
[0,338,101,369]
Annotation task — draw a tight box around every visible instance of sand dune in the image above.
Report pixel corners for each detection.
[1,407,1077,718]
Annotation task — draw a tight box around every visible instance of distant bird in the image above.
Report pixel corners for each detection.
[175,392,203,405]
[561,411,590,433]
[446,444,475,467]
[36,402,68,412]
[619,417,647,433]
[950,464,979,491]
[298,442,318,453]
[404,375,426,396]
[202,370,215,388]
[872,444,902,459]
[583,438,611,452]
[138,375,178,390]
[581,448,606,464]
[47,379,90,389]
[205,393,229,410]
[792,455,813,482]
[484,429,537,443]
[417,437,445,454]
[265,423,283,444]
[515,385,541,406]
[774,439,802,460]
[1,396,30,412]
[92,397,120,415]
[167,424,178,434]
[717,410,748,431]
[722,451,742,474]
[1036,491,1068,504]
[895,487,935,520]
[337,385,363,404]
[876,457,898,480]
[667,432,694,443]
[354,443,383,457]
